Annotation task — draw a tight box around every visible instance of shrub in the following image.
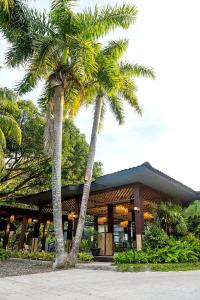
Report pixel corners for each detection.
[10,250,54,261]
[144,223,169,249]
[114,238,200,264]
[78,252,93,262]
[0,248,9,260]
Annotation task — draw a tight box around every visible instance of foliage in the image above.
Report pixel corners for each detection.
[150,202,188,236]
[116,262,200,272]
[80,239,91,252]
[185,200,200,237]
[144,223,169,249]
[78,252,93,263]
[8,250,93,262]
[0,87,21,170]
[0,248,9,260]
[114,237,200,264]
[0,100,102,200]
[9,250,55,261]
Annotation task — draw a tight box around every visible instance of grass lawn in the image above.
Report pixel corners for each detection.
[115,262,200,272]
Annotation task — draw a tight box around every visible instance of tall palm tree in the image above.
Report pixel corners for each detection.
[3,0,138,267]
[0,87,21,170]
[70,40,155,263]
[151,202,188,236]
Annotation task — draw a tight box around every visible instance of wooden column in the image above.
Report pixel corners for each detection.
[19,216,28,250]
[3,222,10,249]
[31,220,40,252]
[107,204,114,255]
[107,204,114,234]
[67,218,73,253]
[134,184,144,250]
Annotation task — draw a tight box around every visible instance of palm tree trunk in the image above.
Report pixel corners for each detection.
[52,85,67,268]
[69,95,103,265]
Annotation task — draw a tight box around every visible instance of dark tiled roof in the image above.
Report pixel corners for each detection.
[16,162,199,206]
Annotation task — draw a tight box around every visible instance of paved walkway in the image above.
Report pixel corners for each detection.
[0,269,200,300]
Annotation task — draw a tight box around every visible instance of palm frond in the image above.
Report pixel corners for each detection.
[103,39,128,60]
[0,0,14,12]
[0,127,6,148]
[120,62,155,79]
[0,115,21,144]
[108,95,125,125]
[76,3,138,39]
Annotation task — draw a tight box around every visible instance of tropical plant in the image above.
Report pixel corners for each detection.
[70,40,155,263]
[144,223,169,249]
[114,237,200,264]
[0,87,21,170]
[2,0,139,267]
[150,202,188,236]
[0,100,102,200]
[185,200,200,237]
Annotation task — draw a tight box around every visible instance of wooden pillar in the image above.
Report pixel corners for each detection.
[3,222,10,249]
[107,204,114,255]
[67,218,73,253]
[134,184,144,250]
[19,216,28,250]
[107,204,114,234]
[31,220,40,252]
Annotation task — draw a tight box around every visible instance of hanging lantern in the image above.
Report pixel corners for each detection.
[10,215,15,223]
[97,217,107,225]
[46,220,51,226]
[68,212,78,221]
[120,220,128,228]
[144,211,154,220]
[28,218,32,224]
[133,206,140,213]
[115,205,128,215]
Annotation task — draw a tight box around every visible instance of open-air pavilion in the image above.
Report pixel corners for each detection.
[0,162,199,256]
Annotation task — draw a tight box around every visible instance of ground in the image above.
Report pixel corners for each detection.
[0,268,200,300]
[0,260,52,278]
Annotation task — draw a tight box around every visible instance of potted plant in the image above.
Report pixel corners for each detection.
[90,230,100,256]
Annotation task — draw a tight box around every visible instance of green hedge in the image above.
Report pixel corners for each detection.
[6,250,93,263]
[114,239,200,264]
[0,248,9,260]
[116,262,200,272]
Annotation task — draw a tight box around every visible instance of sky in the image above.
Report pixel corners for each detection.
[1,0,200,190]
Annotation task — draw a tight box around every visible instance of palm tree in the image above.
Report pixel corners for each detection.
[70,40,155,263]
[3,0,138,267]
[151,202,188,236]
[185,200,200,237]
[0,87,21,170]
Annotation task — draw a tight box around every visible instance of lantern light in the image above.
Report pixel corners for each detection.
[115,205,128,215]
[28,218,32,224]
[133,206,140,213]
[120,220,128,228]
[46,220,51,226]
[97,217,107,225]
[144,211,154,220]
[10,215,15,223]
[68,212,78,221]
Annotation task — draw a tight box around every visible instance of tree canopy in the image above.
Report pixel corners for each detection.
[0,100,102,201]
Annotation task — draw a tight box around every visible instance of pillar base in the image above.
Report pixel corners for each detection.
[136,234,142,250]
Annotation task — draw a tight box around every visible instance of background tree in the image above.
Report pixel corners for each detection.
[0,87,21,170]
[185,200,200,237]
[70,40,155,263]
[150,202,188,236]
[0,100,102,200]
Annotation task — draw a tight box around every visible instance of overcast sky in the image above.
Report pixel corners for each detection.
[1,0,200,190]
